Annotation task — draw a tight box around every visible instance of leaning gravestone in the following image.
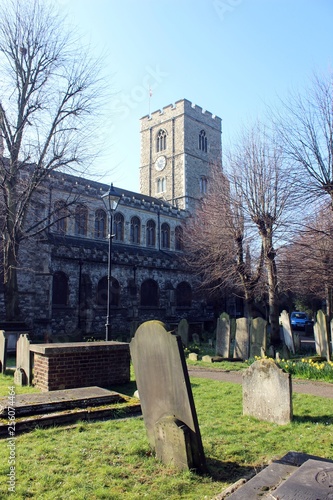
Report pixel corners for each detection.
[130,321,206,472]
[280,310,295,354]
[233,317,249,360]
[177,318,189,347]
[16,334,32,385]
[0,330,8,374]
[216,312,230,358]
[314,310,330,361]
[249,317,267,358]
[243,358,292,425]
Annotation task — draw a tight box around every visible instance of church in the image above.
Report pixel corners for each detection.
[1,99,227,341]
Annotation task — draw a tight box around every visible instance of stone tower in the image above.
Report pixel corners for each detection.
[140,99,222,212]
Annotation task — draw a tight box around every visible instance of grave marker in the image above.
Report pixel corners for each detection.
[0,331,8,374]
[249,317,267,358]
[233,318,249,360]
[16,334,32,385]
[216,312,230,358]
[314,310,330,361]
[177,318,189,347]
[280,310,295,354]
[130,321,206,472]
[243,358,292,425]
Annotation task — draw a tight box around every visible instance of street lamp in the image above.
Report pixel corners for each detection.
[101,183,121,341]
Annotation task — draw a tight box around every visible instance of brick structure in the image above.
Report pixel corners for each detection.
[30,342,130,391]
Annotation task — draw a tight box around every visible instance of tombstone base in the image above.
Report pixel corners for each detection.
[154,416,193,471]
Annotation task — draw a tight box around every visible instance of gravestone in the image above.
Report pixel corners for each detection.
[177,318,189,347]
[192,333,200,345]
[314,310,330,361]
[188,353,198,361]
[233,317,249,360]
[14,367,25,386]
[279,310,295,354]
[16,334,32,385]
[243,358,292,425]
[249,317,267,359]
[130,321,206,472]
[202,355,212,363]
[0,331,8,374]
[215,312,230,358]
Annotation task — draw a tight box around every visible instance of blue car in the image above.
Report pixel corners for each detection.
[290,311,312,330]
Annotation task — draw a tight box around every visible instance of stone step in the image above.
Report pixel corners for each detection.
[0,386,126,417]
[0,386,141,436]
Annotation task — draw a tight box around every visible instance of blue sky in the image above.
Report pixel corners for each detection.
[56,0,333,192]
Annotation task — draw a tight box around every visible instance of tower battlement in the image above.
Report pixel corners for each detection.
[140,98,222,131]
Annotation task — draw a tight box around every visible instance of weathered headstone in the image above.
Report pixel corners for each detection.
[177,318,189,347]
[233,317,249,360]
[16,334,32,385]
[314,310,330,361]
[202,355,213,363]
[130,321,206,472]
[14,367,25,386]
[243,358,292,425]
[188,352,198,361]
[0,330,8,374]
[216,312,230,358]
[249,317,267,358]
[280,310,295,354]
[192,333,200,345]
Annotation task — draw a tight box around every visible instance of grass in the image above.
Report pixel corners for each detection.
[0,368,332,499]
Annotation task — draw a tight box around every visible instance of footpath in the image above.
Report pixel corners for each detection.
[188,367,333,399]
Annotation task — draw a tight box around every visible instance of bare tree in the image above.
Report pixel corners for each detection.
[226,123,297,345]
[0,0,106,320]
[274,71,333,208]
[184,165,265,318]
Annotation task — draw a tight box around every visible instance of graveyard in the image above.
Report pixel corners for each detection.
[0,315,332,499]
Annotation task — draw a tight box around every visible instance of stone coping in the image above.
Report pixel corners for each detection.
[30,341,129,355]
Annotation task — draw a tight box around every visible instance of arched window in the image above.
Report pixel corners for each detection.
[157,177,166,193]
[199,130,207,152]
[156,129,167,152]
[200,176,208,194]
[54,201,67,234]
[96,276,120,307]
[161,222,170,249]
[114,212,124,242]
[141,279,159,307]
[75,204,88,236]
[175,226,184,251]
[146,219,156,247]
[176,282,192,307]
[52,271,69,306]
[95,209,106,238]
[130,216,141,244]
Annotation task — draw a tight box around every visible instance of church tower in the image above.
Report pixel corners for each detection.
[140,99,222,212]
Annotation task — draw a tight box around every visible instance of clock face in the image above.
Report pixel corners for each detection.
[155,155,166,171]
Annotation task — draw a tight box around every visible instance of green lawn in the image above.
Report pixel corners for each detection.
[0,370,332,499]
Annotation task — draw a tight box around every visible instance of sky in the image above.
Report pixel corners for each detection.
[54,0,333,193]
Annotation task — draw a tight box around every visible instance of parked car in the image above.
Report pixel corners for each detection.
[290,311,312,330]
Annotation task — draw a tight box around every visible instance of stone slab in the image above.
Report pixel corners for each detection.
[0,386,124,417]
[272,459,333,499]
[154,416,193,471]
[226,452,333,499]
[216,313,230,357]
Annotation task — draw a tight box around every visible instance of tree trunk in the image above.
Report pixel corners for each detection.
[264,236,280,346]
[3,234,20,320]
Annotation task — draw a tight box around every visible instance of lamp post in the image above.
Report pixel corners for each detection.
[101,183,121,341]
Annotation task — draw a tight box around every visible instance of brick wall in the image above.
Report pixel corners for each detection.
[30,342,130,392]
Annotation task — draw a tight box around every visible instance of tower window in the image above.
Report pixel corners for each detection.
[54,201,67,234]
[114,212,124,241]
[199,130,207,153]
[175,226,184,251]
[75,204,88,236]
[200,176,208,194]
[157,177,166,193]
[156,129,167,152]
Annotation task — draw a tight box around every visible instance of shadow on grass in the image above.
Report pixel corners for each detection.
[206,457,255,482]
[293,414,333,425]
[108,381,138,397]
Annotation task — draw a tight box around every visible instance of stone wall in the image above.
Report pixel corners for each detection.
[30,342,130,391]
